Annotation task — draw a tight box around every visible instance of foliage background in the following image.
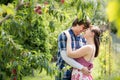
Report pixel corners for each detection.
[0,0,120,80]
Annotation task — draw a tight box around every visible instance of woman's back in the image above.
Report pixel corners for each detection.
[75,45,95,70]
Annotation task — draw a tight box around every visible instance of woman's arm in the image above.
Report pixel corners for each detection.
[60,50,91,75]
[60,50,84,70]
[65,31,91,58]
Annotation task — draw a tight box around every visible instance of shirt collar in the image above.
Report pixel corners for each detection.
[69,28,76,37]
[69,28,82,37]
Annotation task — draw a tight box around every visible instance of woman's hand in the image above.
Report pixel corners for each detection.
[81,67,91,76]
[64,30,71,41]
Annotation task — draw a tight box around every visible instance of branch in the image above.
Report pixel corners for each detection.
[0,0,25,25]
[15,0,25,11]
[0,14,11,25]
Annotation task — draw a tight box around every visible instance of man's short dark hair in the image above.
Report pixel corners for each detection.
[84,20,91,29]
[72,18,90,29]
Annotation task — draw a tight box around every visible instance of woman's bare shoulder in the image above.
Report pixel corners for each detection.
[81,45,93,53]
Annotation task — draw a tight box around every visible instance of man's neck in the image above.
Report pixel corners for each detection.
[71,27,79,36]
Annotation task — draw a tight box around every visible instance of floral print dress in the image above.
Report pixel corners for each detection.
[71,57,93,80]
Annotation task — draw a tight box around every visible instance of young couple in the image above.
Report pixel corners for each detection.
[56,18,101,80]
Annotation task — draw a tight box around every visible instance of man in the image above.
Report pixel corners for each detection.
[56,18,91,80]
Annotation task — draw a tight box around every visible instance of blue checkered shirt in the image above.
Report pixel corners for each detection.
[56,28,86,70]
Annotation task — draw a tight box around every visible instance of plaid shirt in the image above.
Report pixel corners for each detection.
[56,28,86,79]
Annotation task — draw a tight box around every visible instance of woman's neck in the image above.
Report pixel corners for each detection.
[86,38,94,45]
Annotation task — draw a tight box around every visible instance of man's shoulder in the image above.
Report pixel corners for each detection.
[58,29,70,37]
[58,32,66,39]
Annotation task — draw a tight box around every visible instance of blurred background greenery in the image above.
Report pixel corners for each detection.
[0,0,120,80]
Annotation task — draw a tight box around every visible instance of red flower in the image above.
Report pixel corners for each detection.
[13,77,17,80]
[44,1,48,5]
[12,69,17,74]
[61,0,64,4]
[34,5,42,15]
[37,9,42,14]
[37,6,41,10]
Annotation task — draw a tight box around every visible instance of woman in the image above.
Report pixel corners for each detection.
[64,26,101,80]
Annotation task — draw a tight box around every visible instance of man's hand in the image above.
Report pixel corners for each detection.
[81,67,91,75]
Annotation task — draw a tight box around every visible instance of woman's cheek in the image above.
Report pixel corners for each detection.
[83,33,86,38]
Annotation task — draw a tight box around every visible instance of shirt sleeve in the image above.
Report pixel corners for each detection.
[60,50,84,70]
[58,32,67,50]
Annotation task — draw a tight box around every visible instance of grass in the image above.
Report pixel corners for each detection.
[23,69,54,80]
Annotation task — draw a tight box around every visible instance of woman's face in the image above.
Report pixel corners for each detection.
[83,26,93,39]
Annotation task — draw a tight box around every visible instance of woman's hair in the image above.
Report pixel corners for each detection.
[91,27,101,57]
[72,18,90,29]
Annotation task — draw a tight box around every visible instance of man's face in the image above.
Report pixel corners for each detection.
[75,24,86,35]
